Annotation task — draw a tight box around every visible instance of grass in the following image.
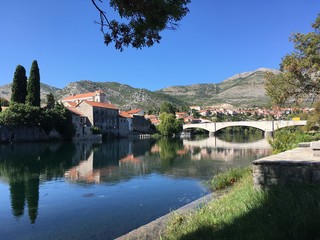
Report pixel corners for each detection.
[162,167,320,240]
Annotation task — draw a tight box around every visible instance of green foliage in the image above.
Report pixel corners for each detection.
[269,128,313,154]
[191,109,201,118]
[160,102,176,115]
[305,101,320,131]
[164,168,320,240]
[265,72,294,106]
[206,167,251,190]
[46,93,55,109]
[50,103,75,140]
[265,14,320,106]
[157,137,183,164]
[0,103,75,140]
[11,65,27,104]
[0,103,40,126]
[26,60,41,107]
[91,0,190,50]
[157,113,182,136]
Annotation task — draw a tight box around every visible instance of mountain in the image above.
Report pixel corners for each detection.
[157,68,279,107]
[0,83,61,104]
[55,80,187,110]
[0,68,278,109]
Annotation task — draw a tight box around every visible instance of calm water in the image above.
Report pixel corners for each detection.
[0,135,271,240]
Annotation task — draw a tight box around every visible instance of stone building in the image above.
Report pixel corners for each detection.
[62,91,129,138]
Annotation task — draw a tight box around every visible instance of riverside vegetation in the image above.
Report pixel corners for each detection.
[163,168,320,240]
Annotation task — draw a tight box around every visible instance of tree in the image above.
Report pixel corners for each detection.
[191,109,201,118]
[11,65,27,104]
[91,0,190,51]
[0,103,40,126]
[157,112,182,136]
[160,102,175,115]
[265,72,293,107]
[46,93,55,109]
[26,60,41,107]
[265,15,320,106]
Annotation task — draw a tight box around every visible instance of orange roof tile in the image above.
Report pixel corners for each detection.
[84,101,118,110]
[62,92,96,101]
[65,101,78,107]
[66,107,86,117]
[126,109,143,114]
[119,111,133,118]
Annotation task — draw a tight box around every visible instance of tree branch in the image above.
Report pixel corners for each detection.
[91,0,112,34]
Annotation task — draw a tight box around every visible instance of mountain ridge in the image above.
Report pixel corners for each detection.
[0,68,278,109]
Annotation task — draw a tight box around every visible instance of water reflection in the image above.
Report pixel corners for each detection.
[0,142,75,224]
[0,135,271,229]
[64,136,271,184]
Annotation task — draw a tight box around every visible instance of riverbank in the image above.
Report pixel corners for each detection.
[118,162,320,240]
[164,168,320,239]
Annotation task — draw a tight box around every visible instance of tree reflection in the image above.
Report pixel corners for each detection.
[0,142,75,224]
[157,138,184,166]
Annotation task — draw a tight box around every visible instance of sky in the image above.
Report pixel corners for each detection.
[0,0,319,91]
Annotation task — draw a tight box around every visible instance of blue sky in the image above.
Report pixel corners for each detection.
[0,0,319,91]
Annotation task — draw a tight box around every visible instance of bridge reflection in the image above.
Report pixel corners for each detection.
[183,136,271,149]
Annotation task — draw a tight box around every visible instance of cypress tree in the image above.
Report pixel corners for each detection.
[26,60,41,107]
[11,65,27,104]
[46,93,55,109]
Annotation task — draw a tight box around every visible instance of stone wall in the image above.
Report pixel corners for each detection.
[253,160,320,190]
[252,144,320,190]
[0,125,61,143]
[132,116,152,134]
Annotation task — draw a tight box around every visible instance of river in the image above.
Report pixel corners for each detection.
[0,134,271,240]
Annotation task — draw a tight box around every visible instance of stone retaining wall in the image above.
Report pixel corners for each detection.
[0,125,61,143]
[252,143,320,190]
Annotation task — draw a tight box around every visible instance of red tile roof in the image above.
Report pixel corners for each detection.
[84,101,118,110]
[66,107,86,117]
[65,101,78,107]
[62,92,96,101]
[119,111,134,118]
[62,90,105,101]
[126,109,143,115]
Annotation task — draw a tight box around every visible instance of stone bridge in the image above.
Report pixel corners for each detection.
[183,120,307,136]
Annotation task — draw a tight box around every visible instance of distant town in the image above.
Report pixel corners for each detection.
[58,89,311,140]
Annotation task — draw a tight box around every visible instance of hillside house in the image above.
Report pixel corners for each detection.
[122,109,153,134]
[62,90,108,104]
[126,109,144,116]
[76,101,121,137]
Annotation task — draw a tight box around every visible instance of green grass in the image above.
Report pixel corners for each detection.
[163,167,320,240]
[205,167,250,190]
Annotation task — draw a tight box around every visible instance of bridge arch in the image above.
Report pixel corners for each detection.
[214,122,266,133]
[183,120,307,136]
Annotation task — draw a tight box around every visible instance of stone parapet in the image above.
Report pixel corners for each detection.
[252,144,320,190]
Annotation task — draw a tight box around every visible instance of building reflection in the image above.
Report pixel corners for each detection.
[0,136,272,224]
[64,136,272,185]
[64,139,156,184]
